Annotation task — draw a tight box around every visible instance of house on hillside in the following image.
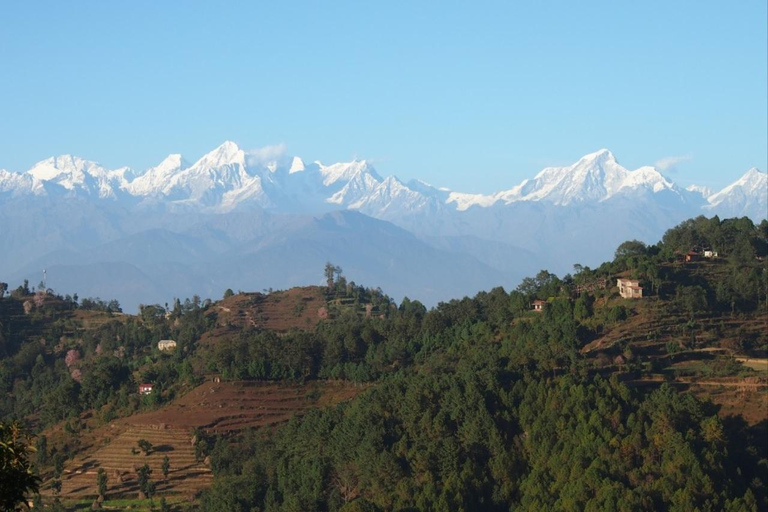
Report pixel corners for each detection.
[139,383,154,395]
[532,299,546,312]
[617,278,643,299]
[703,250,718,259]
[157,339,177,352]
[685,251,700,262]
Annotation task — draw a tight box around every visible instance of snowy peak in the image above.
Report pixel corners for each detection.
[447,150,686,210]
[518,149,627,204]
[705,168,767,219]
[289,156,306,174]
[156,153,187,173]
[194,140,245,169]
[23,154,131,199]
[709,168,766,205]
[27,154,106,182]
[578,148,617,165]
[326,164,382,206]
[0,168,42,196]
[617,166,676,194]
[503,150,679,205]
[319,159,382,187]
[128,154,188,196]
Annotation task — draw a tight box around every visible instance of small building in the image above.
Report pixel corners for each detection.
[157,339,177,352]
[139,383,154,395]
[685,251,700,262]
[703,250,718,259]
[532,299,546,312]
[617,278,643,299]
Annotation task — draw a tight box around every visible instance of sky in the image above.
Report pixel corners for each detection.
[0,1,766,193]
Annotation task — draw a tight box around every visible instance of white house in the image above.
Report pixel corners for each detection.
[617,278,643,299]
[703,250,718,259]
[157,339,177,352]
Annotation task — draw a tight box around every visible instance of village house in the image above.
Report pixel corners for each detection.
[139,383,154,395]
[703,250,718,259]
[617,278,643,299]
[685,251,700,262]
[157,339,177,352]
[532,299,546,312]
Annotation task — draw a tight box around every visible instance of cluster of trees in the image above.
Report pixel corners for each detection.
[79,297,121,313]
[0,291,212,432]
[199,371,765,511]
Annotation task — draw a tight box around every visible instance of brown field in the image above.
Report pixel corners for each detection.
[43,380,365,501]
[206,286,327,336]
[691,385,768,426]
[123,380,364,432]
[582,296,768,355]
[51,424,211,501]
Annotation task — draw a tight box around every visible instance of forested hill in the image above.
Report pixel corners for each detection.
[1,215,766,511]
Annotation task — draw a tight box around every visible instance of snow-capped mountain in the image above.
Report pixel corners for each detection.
[128,154,188,196]
[0,168,42,196]
[705,168,767,220]
[0,142,763,312]
[445,149,691,210]
[1,143,761,220]
[23,155,135,199]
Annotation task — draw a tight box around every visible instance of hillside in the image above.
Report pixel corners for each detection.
[1,215,766,510]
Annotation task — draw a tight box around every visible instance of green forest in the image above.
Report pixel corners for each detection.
[1,215,767,511]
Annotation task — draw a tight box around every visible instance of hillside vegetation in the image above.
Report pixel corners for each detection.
[0,215,766,511]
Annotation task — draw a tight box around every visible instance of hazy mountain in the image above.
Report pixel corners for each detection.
[9,211,507,310]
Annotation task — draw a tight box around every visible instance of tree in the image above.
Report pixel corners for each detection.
[35,435,48,467]
[324,262,336,288]
[223,288,234,299]
[162,455,171,481]
[0,422,40,511]
[677,285,708,318]
[53,453,65,479]
[0,282,7,298]
[137,439,153,456]
[136,464,155,499]
[97,468,108,499]
[615,240,648,260]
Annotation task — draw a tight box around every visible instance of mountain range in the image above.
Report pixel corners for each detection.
[1,142,765,311]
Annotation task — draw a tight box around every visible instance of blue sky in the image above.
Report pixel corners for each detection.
[1,1,765,192]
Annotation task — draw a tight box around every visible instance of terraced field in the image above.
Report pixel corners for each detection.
[124,380,363,432]
[43,380,364,502]
[54,424,211,500]
[208,286,327,335]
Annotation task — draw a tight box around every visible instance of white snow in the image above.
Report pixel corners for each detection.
[705,168,767,219]
[289,156,306,174]
[1,143,762,221]
[686,184,714,199]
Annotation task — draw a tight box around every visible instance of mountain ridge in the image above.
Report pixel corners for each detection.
[1,143,764,311]
[1,142,764,220]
